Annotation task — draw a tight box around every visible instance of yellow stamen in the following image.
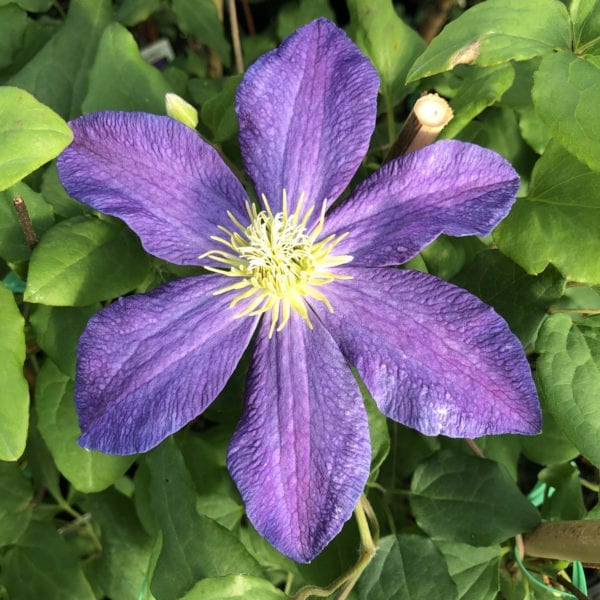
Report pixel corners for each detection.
[202,190,352,336]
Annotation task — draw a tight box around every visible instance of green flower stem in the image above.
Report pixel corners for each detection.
[291,495,378,600]
[548,307,600,315]
[579,478,599,493]
[384,89,396,148]
[52,0,66,19]
[49,490,103,554]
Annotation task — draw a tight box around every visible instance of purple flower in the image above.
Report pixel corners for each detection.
[57,19,540,562]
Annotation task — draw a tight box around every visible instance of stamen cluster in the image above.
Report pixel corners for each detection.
[202,191,352,335]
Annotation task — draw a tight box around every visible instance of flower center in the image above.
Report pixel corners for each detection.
[202,191,352,336]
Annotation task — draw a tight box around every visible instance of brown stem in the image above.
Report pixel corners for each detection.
[207,0,224,77]
[554,574,590,600]
[12,195,38,249]
[384,93,453,162]
[241,0,255,36]
[420,0,456,43]
[228,0,244,74]
[524,521,600,565]
[465,438,485,459]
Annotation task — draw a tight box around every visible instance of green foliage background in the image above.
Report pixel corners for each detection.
[1,0,599,598]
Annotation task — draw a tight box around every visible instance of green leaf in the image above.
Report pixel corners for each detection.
[30,304,99,377]
[25,215,152,306]
[23,423,63,504]
[146,438,262,600]
[241,33,277,66]
[357,376,390,481]
[407,0,570,82]
[237,524,300,581]
[495,141,600,283]
[499,58,551,152]
[116,0,161,26]
[0,87,73,191]
[0,5,27,71]
[195,494,244,530]
[355,534,458,599]
[419,235,487,281]
[381,424,439,482]
[41,162,90,219]
[570,0,600,53]
[538,463,586,521]
[82,22,172,114]
[0,0,52,11]
[519,402,579,465]
[436,541,501,600]
[410,450,541,545]
[456,107,533,175]
[517,106,551,154]
[348,0,425,103]
[201,75,242,142]
[0,181,54,263]
[533,51,600,171]
[0,283,29,461]
[2,522,95,600]
[0,461,32,546]
[180,575,287,600]
[441,64,515,138]
[35,359,135,492]
[452,250,565,347]
[171,0,230,66]
[471,436,521,481]
[85,489,154,600]
[277,0,335,40]
[178,434,236,497]
[536,313,600,466]
[8,0,112,118]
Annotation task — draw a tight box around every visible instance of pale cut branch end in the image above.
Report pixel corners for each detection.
[385,93,453,163]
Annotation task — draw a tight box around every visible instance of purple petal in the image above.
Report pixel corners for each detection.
[316,267,541,437]
[57,111,248,266]
[227,312,370,562]
[236,18,379,215]
[322,141,520,266]
[76,275,257,454]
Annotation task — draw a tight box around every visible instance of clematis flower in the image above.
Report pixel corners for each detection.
[57,18,540,562]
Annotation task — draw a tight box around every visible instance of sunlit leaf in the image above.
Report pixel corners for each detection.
[533,51,600,172]
[536,313,600,466]
[82,23,172,114]
[570,0,600,53]
[407,0,570,82]
[0,283,29,461]
[35,359,135,492]
[495,141,600,284]
[0,87,72,191]
[9,0,112,118]
[25,216,152,306]
[348,0,425,103]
